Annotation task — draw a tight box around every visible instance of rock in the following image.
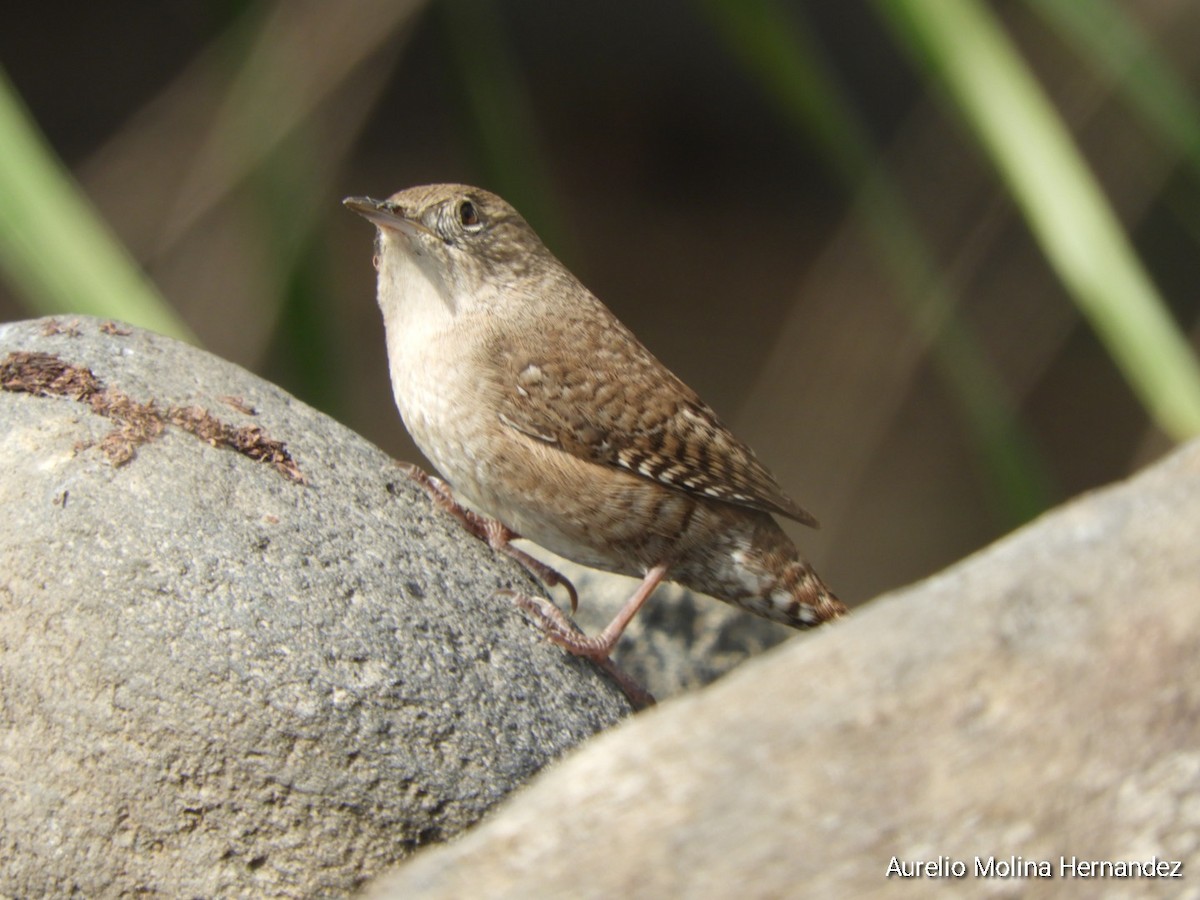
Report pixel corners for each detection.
[0,317,630,898]
[368,439,1200,898]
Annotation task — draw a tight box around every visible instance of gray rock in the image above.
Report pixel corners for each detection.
[368,438,1200,898]
[0,316,630,898]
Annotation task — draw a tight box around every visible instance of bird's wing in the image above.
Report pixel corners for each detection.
[489,315,818,527]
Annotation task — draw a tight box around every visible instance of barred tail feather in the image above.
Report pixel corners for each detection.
[764,559,846,627]
[673,506,846,629]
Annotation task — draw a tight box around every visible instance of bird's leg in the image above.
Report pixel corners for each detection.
[398,462,579,611]
[401,460,656,709]
[512,561,670,662]
[510,562,669,710]
[477,518,580,614]
[501,585,658,710]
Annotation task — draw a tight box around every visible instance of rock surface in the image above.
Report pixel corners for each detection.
[369,438,1200,898]
[0,317,631,897]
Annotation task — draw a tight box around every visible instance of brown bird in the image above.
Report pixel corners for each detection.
[345,184,845,666]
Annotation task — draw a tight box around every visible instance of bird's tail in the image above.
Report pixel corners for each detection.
[760,556,847,628]
[676,506,847,629]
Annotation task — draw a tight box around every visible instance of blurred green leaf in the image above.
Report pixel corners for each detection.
[700,0,1056,523]
[1027,0,1200,176]
[0,67,195,342]
[439,0,568,257]
[878,0,1200,439]
[254,132,343,416]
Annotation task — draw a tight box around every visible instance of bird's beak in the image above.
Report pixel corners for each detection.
[342,196,433,239]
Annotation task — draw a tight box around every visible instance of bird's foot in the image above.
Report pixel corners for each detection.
[503,590,656,710]
[398,461,655,708]
[398,462,579,611]
[508,590,615,659]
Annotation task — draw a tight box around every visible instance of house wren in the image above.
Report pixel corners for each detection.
[344,184,845,663]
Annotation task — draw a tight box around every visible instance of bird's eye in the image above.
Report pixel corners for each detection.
[459,200,481,229]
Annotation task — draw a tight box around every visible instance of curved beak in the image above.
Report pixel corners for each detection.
[345,195,400,229]
[342,196,432,239]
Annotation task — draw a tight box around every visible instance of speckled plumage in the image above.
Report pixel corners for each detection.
[345,184,844,660]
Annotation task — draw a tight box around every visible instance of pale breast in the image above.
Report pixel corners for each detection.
[381,286,706,576]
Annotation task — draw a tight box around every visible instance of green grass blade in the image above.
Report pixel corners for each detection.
[878,0,1200,439]
[0,67,195,342]
[1027,0,1200,176]
[700,0,1057,523]
[439,0,568,257]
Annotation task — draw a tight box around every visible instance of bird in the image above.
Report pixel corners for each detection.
[344,184,845,669]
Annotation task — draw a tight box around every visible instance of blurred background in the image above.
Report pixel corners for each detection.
[2,0,1199,608]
